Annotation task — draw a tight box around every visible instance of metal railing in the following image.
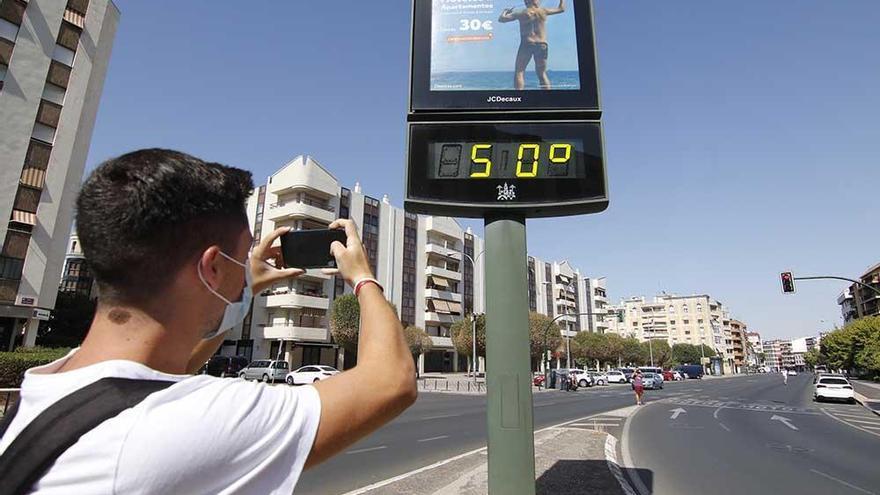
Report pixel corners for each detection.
[418,379,485,393]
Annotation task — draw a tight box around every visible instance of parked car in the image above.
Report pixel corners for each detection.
[639,366,663,376]
[814,376,855,403]
[286,365,339,385]
[589,372,608,386]
[675,364,704,379]
[239,360,289,383]
[662,370,675,381]
[642,372,664,390]
[606,370,627,384]
[533,373,546,387]
[202,355,249,378]
[786,369,798,376]
[558,368,592,388]
[618,368,635,382]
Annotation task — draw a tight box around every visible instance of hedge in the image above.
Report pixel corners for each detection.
[0,347,71,388]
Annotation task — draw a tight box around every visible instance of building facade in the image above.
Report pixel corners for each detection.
[729,319,747,373]
[762,339,794,372]
[838,262,880,324]
[58,232,94,298]
[222,156,485,374]
[746,331,762,366]
[0,0,118,350]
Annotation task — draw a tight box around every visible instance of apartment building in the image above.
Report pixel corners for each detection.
[222,156,484,373]
[791,336,817,371]
[58,232,94,298]
[608,294,730,356]
[762,339,794,371]
[729,319,747,373]
[746,331,762,366]
[838,262,880,324]
[0,0,118,350]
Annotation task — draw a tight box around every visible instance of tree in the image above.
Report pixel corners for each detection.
[403,325,433,357]
[450,314,486,359]
[640,340,671,367]
[329,294,360,353]
[803,348,821,369]
[528,312,562,364]
[671,343,702,365]
[571,331,606,368]
[603,333,625,369]
[36,292,97,348]
[620,337,644,366]
[821,316,880,375]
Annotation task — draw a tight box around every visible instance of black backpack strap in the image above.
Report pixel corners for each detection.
[0,377,175,495]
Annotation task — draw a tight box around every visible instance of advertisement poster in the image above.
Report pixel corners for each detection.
[431,0,581,91]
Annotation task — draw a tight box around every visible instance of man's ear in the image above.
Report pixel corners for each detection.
[197,246,222,290]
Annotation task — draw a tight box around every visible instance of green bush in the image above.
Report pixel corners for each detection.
[0,347,71,388]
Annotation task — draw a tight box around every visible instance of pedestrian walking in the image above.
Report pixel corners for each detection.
[0,150,418,494]
[632,369,645,406]
[783,369,788,385]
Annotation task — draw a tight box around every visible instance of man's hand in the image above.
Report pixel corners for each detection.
[321,219,373,286]
[250,227,304,294]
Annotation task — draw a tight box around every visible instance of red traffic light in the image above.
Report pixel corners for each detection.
[781,272,795,294]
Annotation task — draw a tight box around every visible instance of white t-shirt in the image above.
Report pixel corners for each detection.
[0,349,322,494]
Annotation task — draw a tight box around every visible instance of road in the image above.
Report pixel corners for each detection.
[296,375,880,494]
[624,373,880,495]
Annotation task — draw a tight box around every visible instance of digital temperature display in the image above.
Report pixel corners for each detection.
[430,141,583,180]
[406,121,607,218]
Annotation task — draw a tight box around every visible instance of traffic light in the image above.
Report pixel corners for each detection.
[781,272,795,294]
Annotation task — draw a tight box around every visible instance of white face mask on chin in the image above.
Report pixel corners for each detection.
[198,250,253,340]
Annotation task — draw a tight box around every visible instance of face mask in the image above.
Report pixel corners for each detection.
[198,250,252,339]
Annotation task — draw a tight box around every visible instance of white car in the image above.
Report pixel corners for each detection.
[589,372,609,386]
[286,365,340,385]
[786,370,798,376]
[814,376,855,403]
[606,370,627,384]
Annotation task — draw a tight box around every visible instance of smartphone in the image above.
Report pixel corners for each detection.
[279,229,347,269]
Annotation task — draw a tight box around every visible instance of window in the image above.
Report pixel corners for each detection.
[698,319,704,324]
[0,256,24,280]
[67,0,90,16]
[51,44,76,66]
[47,61,71,88]
[41,83,66,105]
[36,100,62,128]
[683,319,690,324]
[2,230,29,259]
[683,306,689,313]
[32,123,56,144]
[0,19,19,44]
[0,0,25,27]
[670,320,676,325]
[25,139,52,170]
[13,186,41,213]
[56,22,81,51]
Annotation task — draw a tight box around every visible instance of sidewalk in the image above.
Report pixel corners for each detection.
[851,380,880,416]
[345,427,629,495]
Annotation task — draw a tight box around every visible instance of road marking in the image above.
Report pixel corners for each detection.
[820,408,880,438]
[832,412,878,420]
[604,434,638,495]
[568,422,620,427]
[842,418,880,426]
[810,469,876,495]
[770,415,798,430]
[669,408,686,420]
[346,446,387,455]
[713,406,723,420]
[718,422,731,432]
[417,435,449,443]
[421,413,462,420]
[621,402,653,495]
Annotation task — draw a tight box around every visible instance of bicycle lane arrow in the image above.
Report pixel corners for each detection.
[771,415,798,431]
[670,408,687,420]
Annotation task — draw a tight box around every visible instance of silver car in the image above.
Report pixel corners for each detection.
[239,360,289,383]
[642,372,664,390]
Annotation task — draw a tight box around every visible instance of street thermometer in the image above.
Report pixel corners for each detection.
[405,1,605,493]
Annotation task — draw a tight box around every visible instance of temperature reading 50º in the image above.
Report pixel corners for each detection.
[469,143,573,179]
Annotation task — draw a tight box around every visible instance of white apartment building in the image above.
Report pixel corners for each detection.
[221,156,485,374]
[0,0,118,350]
[762,339,794,371]
[58,232,94,298]
[607,294,732,365]
[746,331,762,366]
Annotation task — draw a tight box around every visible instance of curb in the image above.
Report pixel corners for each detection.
[854,391,880,417]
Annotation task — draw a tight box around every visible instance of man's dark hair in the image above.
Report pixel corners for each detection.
[76,149,254,304]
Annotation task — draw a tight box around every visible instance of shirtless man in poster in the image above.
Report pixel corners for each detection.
[499,0,566,90]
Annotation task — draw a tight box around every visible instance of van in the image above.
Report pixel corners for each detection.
[203,355,249,378]
[675,364,704,379]
[239,360,289,383]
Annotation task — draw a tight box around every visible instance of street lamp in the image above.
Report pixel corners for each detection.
[448,250,484,385]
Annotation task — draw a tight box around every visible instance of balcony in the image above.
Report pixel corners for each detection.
[425,216,462,239]
[426,243,459,259]
[426,265,461,281]
[425,312,457,325]
[263,325,330,342]
[430,336,454,348]
[267,200,336,224]
[264,293,329,309]
[426,289,462,302]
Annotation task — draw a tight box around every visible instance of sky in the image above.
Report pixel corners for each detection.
[85,0,880,340]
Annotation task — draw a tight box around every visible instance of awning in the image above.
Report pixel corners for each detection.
[433,300,451,314]
[11,210,36,226]
[447,302,462,314]
[431,276,449,288]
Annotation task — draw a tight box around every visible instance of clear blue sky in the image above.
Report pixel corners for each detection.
[87,1,880,340]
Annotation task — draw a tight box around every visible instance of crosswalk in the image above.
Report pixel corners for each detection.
[820,404,880,437]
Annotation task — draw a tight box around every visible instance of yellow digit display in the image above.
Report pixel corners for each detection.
[516,144,540,178]
[470,144,492,178]
[550,143,571,164]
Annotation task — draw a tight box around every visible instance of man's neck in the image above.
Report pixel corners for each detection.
[57,304,198,375]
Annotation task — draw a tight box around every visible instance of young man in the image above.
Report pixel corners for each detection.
[499,0,567,90]
[0,149,417,493]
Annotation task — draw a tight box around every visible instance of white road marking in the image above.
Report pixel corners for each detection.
[346,446,387,455]
[810,469,876,495]
[713,406,723,420]
[843,418,880,426]
[819,408,880,439]
[718,422,731,432]
[832,412,878,420]
[669,408,686,420]
[604,434,638,495]
[417,435,449,443]
[568,422,620,427]
[770,415,798,430]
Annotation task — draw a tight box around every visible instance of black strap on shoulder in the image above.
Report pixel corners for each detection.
[0,377,175,495]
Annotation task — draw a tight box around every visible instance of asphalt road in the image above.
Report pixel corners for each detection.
[296,381,642,494]
[624,373,880,495]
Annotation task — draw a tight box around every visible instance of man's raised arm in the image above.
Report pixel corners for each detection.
[498,7,518,23]
[546,0,566,15]
[305,219,417,468]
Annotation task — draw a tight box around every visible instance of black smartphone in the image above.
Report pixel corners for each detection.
[279,229,347,269]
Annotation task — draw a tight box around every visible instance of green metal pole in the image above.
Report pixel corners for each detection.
[484,215,535,495]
